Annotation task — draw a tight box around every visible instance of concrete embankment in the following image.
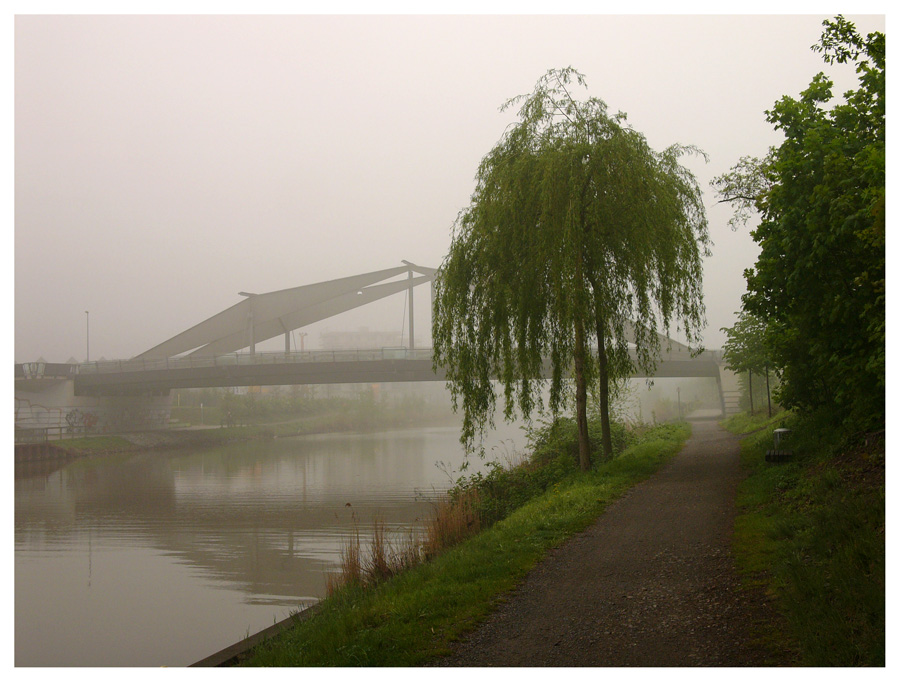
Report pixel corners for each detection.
[191,605,320,667]
[15,441,76,464]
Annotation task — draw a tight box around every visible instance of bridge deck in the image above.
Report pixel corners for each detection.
[65,349,723,395]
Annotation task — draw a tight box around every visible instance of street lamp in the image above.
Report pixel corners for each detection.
[85,310,90,363]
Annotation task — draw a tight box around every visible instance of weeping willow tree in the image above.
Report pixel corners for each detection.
[433,68,709,470]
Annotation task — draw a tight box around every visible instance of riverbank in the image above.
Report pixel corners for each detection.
[32,409,465,459]
[232,421,691,666]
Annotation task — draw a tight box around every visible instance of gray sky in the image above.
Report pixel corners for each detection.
[13,11,887,362]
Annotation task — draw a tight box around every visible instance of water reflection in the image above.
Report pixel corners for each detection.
[15,423,521,666]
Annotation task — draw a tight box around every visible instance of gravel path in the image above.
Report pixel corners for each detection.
[431,419,786,666]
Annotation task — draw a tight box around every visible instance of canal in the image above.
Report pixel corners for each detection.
[15,421,525,666]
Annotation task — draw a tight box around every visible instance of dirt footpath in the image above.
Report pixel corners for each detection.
[432,419,787,666]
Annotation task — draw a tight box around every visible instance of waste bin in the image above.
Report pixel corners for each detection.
[766,428,793,463]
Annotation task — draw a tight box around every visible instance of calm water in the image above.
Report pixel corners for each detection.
[15,422,525,666]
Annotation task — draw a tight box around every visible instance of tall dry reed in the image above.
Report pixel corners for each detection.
[326,523,363,594]
[326,517,425,596]
[422,488,481,558]
[326,488,487,596]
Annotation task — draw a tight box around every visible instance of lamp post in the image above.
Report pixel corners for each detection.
[85,310,90,363]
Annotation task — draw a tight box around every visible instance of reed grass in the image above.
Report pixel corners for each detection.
[326,487,486,595]
[326,515,429,595]
[422,488,481,558]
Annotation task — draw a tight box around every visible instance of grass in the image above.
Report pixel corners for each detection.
[53,435,136,453]
[50,412,420,457]
[720,408,789,435]
[239,421,690,666]
[724,409,885,666]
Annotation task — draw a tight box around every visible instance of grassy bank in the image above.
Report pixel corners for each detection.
[54,407,462,457]
[53,426,277,456]
[51,435,137,453]
[723,410,885,665]
[240,421,690,666]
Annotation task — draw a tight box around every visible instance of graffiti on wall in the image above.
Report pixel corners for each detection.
[64,409,99,433]
[16,396,171,434]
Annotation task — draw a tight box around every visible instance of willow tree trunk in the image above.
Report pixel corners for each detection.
[573,317,592,471]
[594,312,613,460]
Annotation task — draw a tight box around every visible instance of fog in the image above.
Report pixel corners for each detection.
[13,12,886,363]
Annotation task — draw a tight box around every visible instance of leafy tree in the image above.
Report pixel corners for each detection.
[721,310,774,414]
[721,310,769,376]
[713,17,884,428]
[433,68,709,470]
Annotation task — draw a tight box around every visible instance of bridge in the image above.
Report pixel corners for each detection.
[15,262,738,435]
[70,346,725,395]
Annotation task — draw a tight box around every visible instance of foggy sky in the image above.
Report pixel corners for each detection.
[13,12,887,362]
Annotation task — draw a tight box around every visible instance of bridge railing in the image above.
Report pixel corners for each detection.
[15,425,96,443]
[21,347,724,378]
[75,348,437,374]
[16,362,78,379]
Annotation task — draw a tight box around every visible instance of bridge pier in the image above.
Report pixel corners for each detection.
[15,378,173,440]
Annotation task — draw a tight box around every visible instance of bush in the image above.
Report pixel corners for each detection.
[450,415,666,532]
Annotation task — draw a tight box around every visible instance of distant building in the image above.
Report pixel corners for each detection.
[319,327,404,350]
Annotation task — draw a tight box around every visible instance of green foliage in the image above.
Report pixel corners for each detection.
[528,412,633,466]
[433,67,709,468]
[444,419,685,538]
[721,310,770,375]
[721,311,780,414]
[733,369,780,415]
[713,17,885,429]
[720,406,787,436]
[55,435,135,453]
[725,411,884,665]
